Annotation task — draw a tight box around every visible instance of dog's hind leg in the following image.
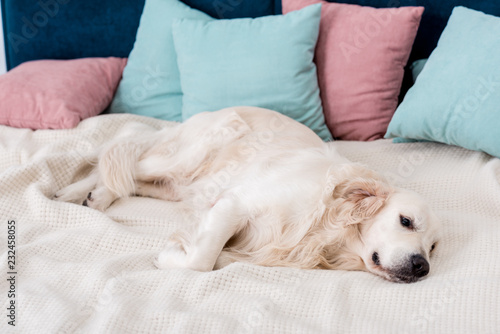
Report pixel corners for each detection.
[156,197,246,271]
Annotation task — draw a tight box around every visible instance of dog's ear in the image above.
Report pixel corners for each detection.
[323,164,392,226]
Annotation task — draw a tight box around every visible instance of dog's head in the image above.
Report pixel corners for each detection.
[324,165,441,283]
[357,189,441,283]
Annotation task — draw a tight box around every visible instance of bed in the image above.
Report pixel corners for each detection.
[1,0,499,333]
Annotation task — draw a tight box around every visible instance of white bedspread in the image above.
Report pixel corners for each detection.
[0,114,499,333]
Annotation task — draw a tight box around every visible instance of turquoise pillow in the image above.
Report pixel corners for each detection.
[410,59,427,84]
[109,0,212,121]
[172,4,332,141]
[385,7,500,158]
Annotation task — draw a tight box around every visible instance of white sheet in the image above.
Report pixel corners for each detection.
[0,114,499,333]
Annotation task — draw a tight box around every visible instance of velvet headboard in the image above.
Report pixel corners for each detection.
[0,0,279,70]
[323,0,500,91]
[317,0,500,94]
[2,0,500,71]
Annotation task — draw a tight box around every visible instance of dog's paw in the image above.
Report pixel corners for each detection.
[155,240,189,270]
[156,238,216,272]
[54,185,88,204]
[82,187,117,211]
[53,174,98,204]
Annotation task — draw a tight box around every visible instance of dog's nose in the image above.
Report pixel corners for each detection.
[411,254,429,278]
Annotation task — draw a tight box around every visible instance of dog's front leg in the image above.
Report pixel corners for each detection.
[156,197,245,272]
[54,172,99,204]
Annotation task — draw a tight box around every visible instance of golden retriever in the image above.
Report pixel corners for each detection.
[55,106,440,283]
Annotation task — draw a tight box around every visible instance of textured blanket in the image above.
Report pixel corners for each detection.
[0,114,499,333]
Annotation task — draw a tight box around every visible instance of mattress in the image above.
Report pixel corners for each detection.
[0,114,499,333]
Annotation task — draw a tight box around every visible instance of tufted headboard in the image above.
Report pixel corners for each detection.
[2,0,500,72]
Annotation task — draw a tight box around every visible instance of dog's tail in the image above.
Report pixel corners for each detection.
[98,140,145,198]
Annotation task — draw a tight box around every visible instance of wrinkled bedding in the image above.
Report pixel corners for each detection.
[0,114,499,333]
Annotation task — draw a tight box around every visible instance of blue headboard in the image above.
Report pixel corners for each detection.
[325,0,500,92]
[1,0,279,70]
[326,0,500,68]
[2,0,500,71]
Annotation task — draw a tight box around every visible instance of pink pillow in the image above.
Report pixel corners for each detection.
[283,0,423,141]
[0,57,127,129]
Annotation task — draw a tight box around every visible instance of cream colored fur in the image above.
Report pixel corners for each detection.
[55,107,440,283]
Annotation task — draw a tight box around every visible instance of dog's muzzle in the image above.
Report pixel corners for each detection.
[392,254,430,283]
[410,254,430,278]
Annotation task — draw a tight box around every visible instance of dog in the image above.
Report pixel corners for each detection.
[55,106,440,283]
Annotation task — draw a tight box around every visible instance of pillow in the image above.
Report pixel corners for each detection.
[282,0,423,141]
[385,7,500,159]
[172,4,332,141]
[0,58,127,130]
[410,59,427,83]
[109,0,212,122]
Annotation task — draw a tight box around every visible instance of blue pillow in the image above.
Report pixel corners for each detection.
[410,59,427,84]
[385,7,500,158]
[172,4,332,141]
[109,0,212,121]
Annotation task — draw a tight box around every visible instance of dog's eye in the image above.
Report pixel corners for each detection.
[400,215,412,228]
[430,243,436,252]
